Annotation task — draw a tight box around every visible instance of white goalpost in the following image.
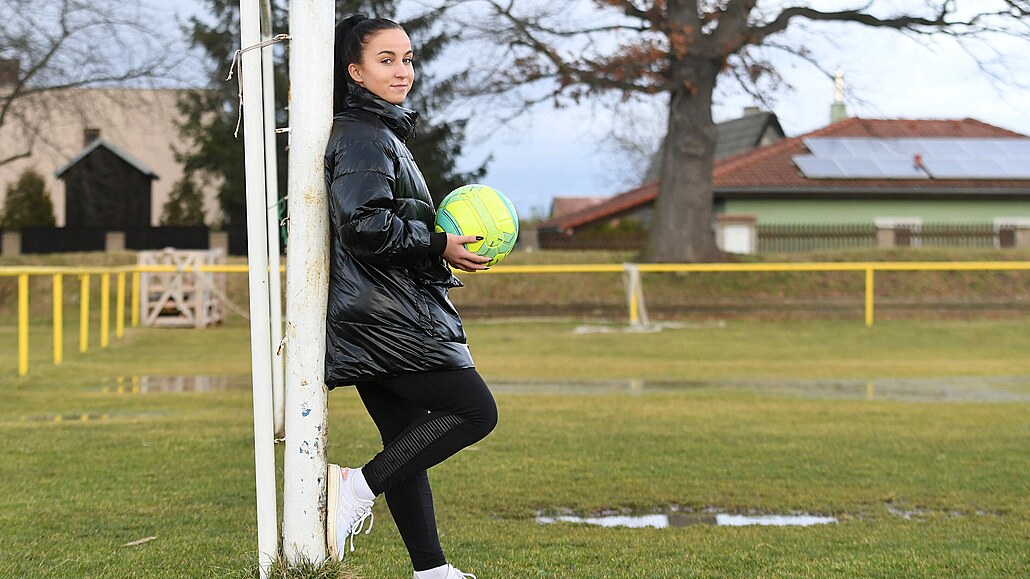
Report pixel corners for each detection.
[281,0,333,564]
[237,0,279,576]
[260,0,286,441]
[238,0,333,575]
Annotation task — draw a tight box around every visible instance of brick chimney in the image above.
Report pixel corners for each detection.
[84,127,101,147]
[0,59,19,87]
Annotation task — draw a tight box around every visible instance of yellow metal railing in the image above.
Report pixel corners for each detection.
[0,264,278,377]
[2,261,1029,376]
[2,266,139,377]
[475,261,1030,327]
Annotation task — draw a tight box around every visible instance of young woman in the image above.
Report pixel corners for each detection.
[323,14,497,579]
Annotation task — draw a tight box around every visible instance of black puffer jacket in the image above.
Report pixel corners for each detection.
[323,87,473,387]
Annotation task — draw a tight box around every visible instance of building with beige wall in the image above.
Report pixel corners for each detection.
[0,88,220,226]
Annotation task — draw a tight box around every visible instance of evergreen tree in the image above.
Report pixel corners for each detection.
[1,168,56,229]
[176,0,485,228]
[175,0,282,229]
[160,175,206,226]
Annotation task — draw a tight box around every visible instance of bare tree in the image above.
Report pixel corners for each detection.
[599,96,667,189]
[0,0,183,167]
[454,0,1030,262]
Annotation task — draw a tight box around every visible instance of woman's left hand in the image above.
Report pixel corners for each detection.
[443,234,491,272]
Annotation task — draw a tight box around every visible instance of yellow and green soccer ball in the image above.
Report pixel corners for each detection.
[435,184,519,266]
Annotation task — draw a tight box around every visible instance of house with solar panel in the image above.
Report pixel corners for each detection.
[542,107,786,250]
[538,115,1030,254]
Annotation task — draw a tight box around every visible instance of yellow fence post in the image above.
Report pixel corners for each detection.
[53,274,63,365]
[116,272,126,338]
[131,270,140,328]
[101,273,110,348]
[18,274,29,376]
[865,268,875,327]
[79,274,90,353]
[621,263,649,326]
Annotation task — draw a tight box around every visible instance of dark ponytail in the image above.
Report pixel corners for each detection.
[333,14,404,115]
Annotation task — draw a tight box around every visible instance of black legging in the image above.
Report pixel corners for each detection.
[355,368,497,571]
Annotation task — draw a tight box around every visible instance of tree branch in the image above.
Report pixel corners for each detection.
[483,0,670,96]
[0,0,73,132]
[0,149,34,169]
[0,0,183,138]
[592,0,651,23]
[753,3,965,43]
[707,0,757,51]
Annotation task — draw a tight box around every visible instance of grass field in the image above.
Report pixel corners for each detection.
[1,315,1028,578]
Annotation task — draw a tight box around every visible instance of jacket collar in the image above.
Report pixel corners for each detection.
[344,83,419,142]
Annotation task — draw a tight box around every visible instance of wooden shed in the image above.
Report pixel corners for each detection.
[55,138,157,228]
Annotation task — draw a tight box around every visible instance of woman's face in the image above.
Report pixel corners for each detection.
[348,28,415,105]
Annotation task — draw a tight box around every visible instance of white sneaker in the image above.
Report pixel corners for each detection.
[413,564,477,579]
[326,464,375,560]
[445,566,476,579]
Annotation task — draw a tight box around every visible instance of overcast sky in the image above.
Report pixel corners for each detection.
[159,0,1030,219]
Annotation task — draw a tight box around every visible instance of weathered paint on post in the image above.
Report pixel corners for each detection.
[622,263,649,326]
[239,0,279,576]
[282,0,333,563]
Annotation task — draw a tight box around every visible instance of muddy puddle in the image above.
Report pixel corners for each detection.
[99,375,251,394]
[536,511,837,528]
[492,376,1030,402]
[94,375,1030,403]
[15,411,169,423]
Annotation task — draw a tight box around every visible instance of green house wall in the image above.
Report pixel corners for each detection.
[723,199,1030,225]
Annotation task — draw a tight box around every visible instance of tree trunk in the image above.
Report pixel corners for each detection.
[645,58,721,263]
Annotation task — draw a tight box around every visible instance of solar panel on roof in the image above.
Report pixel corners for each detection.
[835,158,887,178]
[793,155,930,179]
[798,137,1030,179]
[997,159,1030,178]
[793,156,844,178]
[917,158,1030,179]
[802,139,852,158]
[875,159,929,178]
[921,159,972,179]
[962,159,1010,178]
[964,159,1009,178]
[866,140,902,158]
[1001,141,1030,158]
[956,140,1006,158]
[911,140,965,158]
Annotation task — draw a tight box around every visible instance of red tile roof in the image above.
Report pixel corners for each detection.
[714,117,1027,189]
[540,118,1030,232]
[550,196,609,218]
[541,181,659,231]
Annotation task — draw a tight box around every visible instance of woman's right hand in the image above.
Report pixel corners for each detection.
[442,234,491,272]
